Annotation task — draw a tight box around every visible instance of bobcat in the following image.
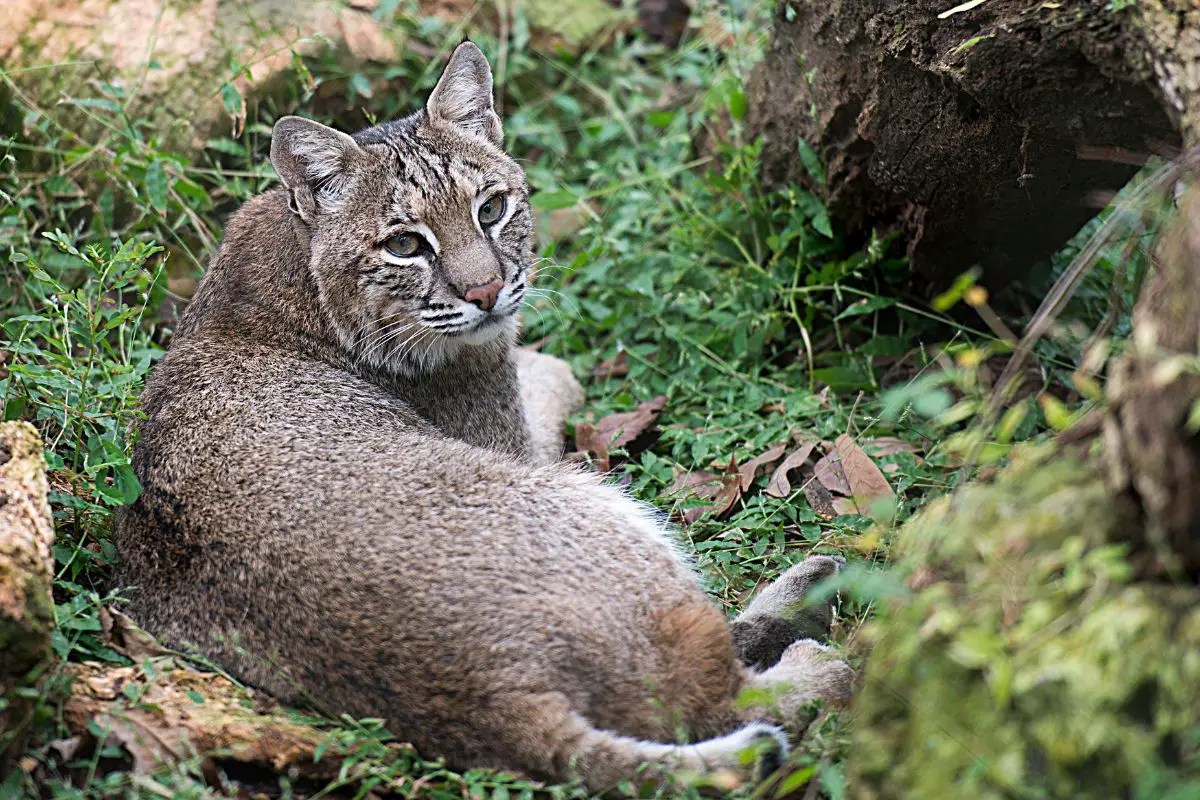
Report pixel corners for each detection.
[115,42,854,791]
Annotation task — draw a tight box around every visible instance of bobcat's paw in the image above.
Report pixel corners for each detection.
[777,639,856,707]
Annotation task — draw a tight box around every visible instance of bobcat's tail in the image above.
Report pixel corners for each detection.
[565,719,788,790]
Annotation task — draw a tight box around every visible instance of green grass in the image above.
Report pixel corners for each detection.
[0,1,1130,797]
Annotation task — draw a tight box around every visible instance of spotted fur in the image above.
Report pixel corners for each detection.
[115,43,853,792]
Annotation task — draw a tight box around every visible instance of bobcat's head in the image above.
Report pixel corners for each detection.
[270,42,532,374]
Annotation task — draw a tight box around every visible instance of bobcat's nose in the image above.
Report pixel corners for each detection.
[463,278,504,311]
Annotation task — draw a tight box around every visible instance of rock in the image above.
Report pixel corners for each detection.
[1,0,407,154]
[0,422,55,768]
[1,0,636,157]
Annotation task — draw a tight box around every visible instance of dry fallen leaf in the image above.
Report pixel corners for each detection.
[813,445,852,496]
[834,433,896,516]
[104,606,172,661]
[802,476,839,520]
[574,395,667,471]
[590,351,630,379]
[831,497,860,516]
[765,439,819,498]
[737,442,788,491]
[669,459,742,525]
[865,437,922,458]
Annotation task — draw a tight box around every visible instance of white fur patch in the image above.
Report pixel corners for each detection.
[683,722,789,769]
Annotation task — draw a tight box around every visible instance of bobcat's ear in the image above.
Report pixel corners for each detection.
[425,41,503,146]
[270,116,364,222]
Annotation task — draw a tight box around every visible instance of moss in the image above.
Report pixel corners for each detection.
[849,444,1200,798]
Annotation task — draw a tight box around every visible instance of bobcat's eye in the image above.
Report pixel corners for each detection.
[385,233,424,257]
[478,194,506,226]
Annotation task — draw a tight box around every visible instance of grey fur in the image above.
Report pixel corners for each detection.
[116,42,853,792]
[731,555,845,670]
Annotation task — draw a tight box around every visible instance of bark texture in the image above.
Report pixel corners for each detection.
[1105,184,1200,575]
[0,422,55,767]
[747,0,1200,293]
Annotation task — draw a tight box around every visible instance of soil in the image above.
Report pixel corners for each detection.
[747,0,1185,296]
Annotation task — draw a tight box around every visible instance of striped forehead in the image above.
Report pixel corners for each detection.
[384,148,491,220]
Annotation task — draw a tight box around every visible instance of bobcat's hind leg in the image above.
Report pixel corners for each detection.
[512,347,584,466]
[730,555,844,670]
[739,640,855,731]
[475,691,786,793]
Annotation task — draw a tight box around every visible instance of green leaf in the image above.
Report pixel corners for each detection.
[932,267,982,312]
[820,762,847,800]
[105,464,142,506]
[775,765,816,796]
[186,690,206,704]
[727,87,747,121]
[647,110,676,128]
[60,97,121,113]
[44,175,83,196]
[804,564,909,607]
[797,137,826,186]
[913,388,953,418]
[1186,398,1200,434]
[97,186,114,231]
[144,159,169,215]
[836,295,896,320]
[813,208,833,238]
[530,190,580,210]
[220,82,243,116]
[348,72,373,99]
[205,138,246,156]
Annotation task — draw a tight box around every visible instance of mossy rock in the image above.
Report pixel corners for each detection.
[849,444,1200,799]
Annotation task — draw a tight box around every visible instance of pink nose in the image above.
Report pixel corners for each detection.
[463,278,504,311]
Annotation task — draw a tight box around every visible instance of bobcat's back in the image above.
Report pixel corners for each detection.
[115,43,853,791]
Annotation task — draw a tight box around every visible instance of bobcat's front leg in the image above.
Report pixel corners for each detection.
[513,347,584,466]
[730,555,844,670]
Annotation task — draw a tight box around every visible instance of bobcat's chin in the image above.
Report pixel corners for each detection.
[450,311,518,346]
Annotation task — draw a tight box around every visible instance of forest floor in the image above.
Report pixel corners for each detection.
[0,1,1145,798]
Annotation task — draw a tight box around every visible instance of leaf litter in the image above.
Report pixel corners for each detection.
[573,395,667,471]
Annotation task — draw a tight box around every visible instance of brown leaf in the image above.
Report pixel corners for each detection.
[865,437,922,458]
[813,446,852,496]
[737,442,787,491]
[106,606,171,661]
[573,395,667,471]
[598,395,667,450]
[590,351,629,379]
[572,422,607,470]
[802,477,839,520]
[830,497,860,516]
[670,460,742,525]
[834,433,896,516]
[765,439,819,498]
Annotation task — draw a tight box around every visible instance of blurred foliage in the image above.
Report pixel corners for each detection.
[850,444,1200,798]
